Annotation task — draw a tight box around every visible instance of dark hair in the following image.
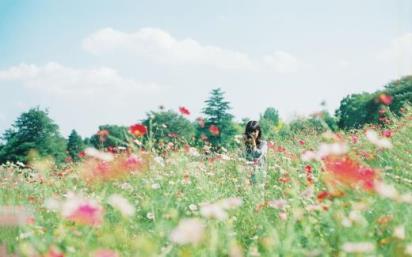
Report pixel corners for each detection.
[244,120,263,147]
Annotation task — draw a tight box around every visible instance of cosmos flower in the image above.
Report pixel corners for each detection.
[209,125,220,136]
[341,242,375,253]
[129,124,147,137]
[61,193,103,227]
[179,106,191,116]
[170,218,205,245]
[378,93,393,105]
[322,155,377,191]
[93,249,119,257]
[365,129,393,149]
[84,147,114,162]
[107,194,135,217]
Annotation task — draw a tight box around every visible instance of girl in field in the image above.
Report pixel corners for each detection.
[244,120,268,191]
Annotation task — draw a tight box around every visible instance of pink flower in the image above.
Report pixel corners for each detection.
[179,106,191,116]
[378,93,393,105]
[93,249,119,257]
[196,117,205,128]
[62,194,103,227]
[382,130,393,138]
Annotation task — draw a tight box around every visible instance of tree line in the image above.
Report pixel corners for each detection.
[0,75,411,164]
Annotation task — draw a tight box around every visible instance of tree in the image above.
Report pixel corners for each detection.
[259,107,280,139]
[142,109,195,151]
[198,88,237,150]
[67,130,85,162]
[0,107,67,163]
[89,125,129,149]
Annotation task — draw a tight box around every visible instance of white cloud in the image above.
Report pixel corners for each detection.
[377,32,412,76]
[83,27,301,73]
[0,62,160,96]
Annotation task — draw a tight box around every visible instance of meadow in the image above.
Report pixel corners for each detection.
[1,110,412,257]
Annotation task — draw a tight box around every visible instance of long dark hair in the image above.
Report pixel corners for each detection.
[244,120,263,147]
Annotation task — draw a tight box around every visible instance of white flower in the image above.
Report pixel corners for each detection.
[146,212,155,220]
[170,218,205,245]
[200,203,228,221]
[341,242,374,253]
[107,194,135,217]
[405,243,412,255]
[394,225,406,239]
[218,197,243,209]
[44,198,61,211]
[366,130,393,149]
[152,183,161,190]
[375,182,400,200]
[84,147,114,162]
[189,204,198,211]
[301,143,348,161]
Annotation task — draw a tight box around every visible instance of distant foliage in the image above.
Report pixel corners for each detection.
[0,107,67,163]
[259,107,280,139]
[89,125,129,149]
[336,76,412,129]
[142,109,195,151]
[198,88,238,150]
[67,130,85,162]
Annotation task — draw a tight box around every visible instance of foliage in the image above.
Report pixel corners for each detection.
[89,125,129,149]
[142,109,195,151]
[0,107,67,164]
[67,130,85,162]
[259,107,280,139]
[198,88,238,150]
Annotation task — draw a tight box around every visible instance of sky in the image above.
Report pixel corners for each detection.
[0,0,411,137]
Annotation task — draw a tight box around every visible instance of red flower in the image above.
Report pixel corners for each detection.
[351,135,359,144]
[179,106,191,116]
[382,130,392,138]
[304,165,313,173]
[317,191,330,202]
[209,125,220,136]
[378,93,393,105]
[129,124,147,137]
[299,140,305,145]
[168,132,178,138]
[322,155,377,191]
[78,151,86,158]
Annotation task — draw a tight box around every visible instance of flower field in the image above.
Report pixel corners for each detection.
[1,112,412,257]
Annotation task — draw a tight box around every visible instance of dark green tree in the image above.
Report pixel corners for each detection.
[198,88,237,150]
[67,130,85,162]
[0,107,67,163]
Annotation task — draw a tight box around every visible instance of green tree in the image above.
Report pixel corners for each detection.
[142,109,195,150]
[89,125,129,149]
[0,107,67,163]
[67,130,85,162]
[199,88,237,150]
[259,107,280,139]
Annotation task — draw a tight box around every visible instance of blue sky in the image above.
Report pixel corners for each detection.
[0,0,411,137]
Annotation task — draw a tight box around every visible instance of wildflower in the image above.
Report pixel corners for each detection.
[279,212,287,220]
[44,247,65,257]
[189,204,198,211]
[268,199,288,209]
[61,193,103,227]
[217,197,243,209]
[170,218,205,245]
[341,242,375,253]
[93,249,119,257]
[209,125,220,136]
[317,191,331,202]
[129,124,147,137]
[146,212,155,220]
[382,130,393,138]
[374,182,399,200]
[378,93,393,105]
[152,183,161,189]
[84,147,114,162]
[405,243,412,255]
[394,225,406,240]
[365,129,392,149]
[107,194,135,217]
[179,106,191,116]
[301,143,348,161]
[200,203,228,220]
[322,155,377,191]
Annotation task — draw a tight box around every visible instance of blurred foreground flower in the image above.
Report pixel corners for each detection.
[93,249,119,257]
[170,218,205,245]
[322,155,377,192]
[365,129,393,149]
[107,194,135,217]
[0,206,33,226]
[341,242,374,253]
[200,197,242,220]
[301,142,349,161]
[61,193,103,227]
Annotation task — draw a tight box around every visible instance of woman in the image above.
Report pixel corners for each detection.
[244,120,268,188]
